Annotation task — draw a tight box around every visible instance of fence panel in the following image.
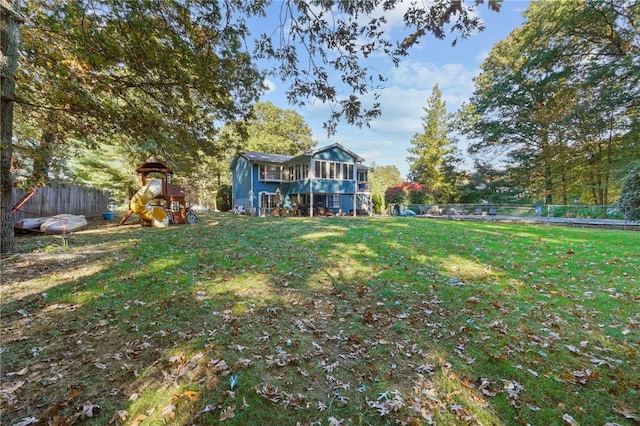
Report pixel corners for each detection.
[11,184,110,222]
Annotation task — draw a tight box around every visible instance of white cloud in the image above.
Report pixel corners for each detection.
[263,78,277,94]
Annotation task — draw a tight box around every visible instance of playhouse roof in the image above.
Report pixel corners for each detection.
[136,155,173,174]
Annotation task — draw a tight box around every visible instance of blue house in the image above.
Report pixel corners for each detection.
[230,143,372,217]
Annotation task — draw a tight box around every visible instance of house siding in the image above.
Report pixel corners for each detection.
[230,144,370,216]
[232,156,252,209]
[311,146,356,163]
[311,179,355,194]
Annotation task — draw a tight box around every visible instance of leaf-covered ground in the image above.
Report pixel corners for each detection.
[1,213,638,425]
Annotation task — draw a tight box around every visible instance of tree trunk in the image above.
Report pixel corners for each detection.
[1,0,21,254]
[32,128,56,185]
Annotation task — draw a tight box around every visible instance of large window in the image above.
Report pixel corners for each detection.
[289,163,310,181]
[259,164,283,182]
[314,160,353,180]
[328,195,340,208]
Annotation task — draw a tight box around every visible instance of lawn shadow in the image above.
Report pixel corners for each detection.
[1,213,637,425]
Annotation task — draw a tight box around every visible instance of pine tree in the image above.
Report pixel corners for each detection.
[407,85,458,201]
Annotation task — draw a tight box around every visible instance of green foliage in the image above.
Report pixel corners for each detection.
[217,184,233,212]
[369,163,403,213]
[224,101,316,155]
[371,193,383,214]
[618,162,640,221]
[407,85,459,201]
[67,141,139,201]
[460,0,639,205]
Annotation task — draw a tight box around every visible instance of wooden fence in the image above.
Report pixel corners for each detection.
[11,184,111,222]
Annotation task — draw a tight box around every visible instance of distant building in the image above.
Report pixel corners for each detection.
[230,143,372,216]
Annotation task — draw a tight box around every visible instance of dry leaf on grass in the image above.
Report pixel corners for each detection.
[220,404,236,421]
[614,402,639,420]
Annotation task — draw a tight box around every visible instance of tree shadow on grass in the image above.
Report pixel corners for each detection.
[1,214,637,425]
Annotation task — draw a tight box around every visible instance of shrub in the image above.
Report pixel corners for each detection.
[384,182,433,205]
[217,184,232,212]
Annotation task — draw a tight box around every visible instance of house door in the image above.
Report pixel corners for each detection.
[259,192,277,216]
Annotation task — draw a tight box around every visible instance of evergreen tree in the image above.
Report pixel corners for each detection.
[407,85,458,201]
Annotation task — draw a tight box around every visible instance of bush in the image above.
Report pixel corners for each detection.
[618,163,640,221]
[385,182,433,205]
[217,184,232,212]
[372,193,384,214]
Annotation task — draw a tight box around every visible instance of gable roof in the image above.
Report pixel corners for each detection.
[230,144,365,170]
[290,143,365,163]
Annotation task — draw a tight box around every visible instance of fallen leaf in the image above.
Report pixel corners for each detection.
[12,418,38,426]
[220,404,236,421]
[614,402,639,420]
[562,413,580,425]
[6,367,28,376]
[161,403,176,417]
[109,410,128,425]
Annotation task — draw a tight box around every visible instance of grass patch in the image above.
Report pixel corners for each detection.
[1,214,638,425]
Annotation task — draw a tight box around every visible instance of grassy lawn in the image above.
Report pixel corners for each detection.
[1,213,638,425]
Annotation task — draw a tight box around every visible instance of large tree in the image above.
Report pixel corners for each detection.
[407,85,458,201]
[241,101,316,155]
[3,0,499,253]
[1,0,21,254]
[461,0,639,205]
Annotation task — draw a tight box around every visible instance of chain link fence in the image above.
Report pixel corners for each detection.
[387,203,636,222]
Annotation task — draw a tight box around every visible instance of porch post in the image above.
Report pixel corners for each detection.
[353,194,356,217]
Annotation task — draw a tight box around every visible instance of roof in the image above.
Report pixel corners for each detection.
[136,155,173,174]
[239,151,294,164]
[230,144,366,169]
[290,143,365,163]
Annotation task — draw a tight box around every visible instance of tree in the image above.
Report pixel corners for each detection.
[407,85,458,201]
[461,0,639,205]
[618,163,640,221]
[1,0,21,254]
[255,0,501,134]
[385,182,433,207]
[241,102,316,155]
[369,163,403,213]
[66,141,139,202]
[3,0,500,253]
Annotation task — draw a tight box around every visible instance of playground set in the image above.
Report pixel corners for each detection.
[118,156,197,227]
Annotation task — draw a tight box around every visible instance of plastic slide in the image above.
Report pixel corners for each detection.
[129,178,169,227]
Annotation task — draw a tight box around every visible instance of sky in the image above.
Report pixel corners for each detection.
[255,0,530,178]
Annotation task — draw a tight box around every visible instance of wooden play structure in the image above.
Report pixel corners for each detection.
[119,156,196,227]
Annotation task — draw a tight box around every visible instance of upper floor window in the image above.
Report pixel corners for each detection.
[288,163,309,181]
[343,164,354,180]
[314,160,354,180]
[259,164,283,182]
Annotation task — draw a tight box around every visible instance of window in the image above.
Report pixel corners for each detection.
[328,195,340,208]
[259,164,282,182]
[343,164,354,180]
[289,164,309,181]
[314,160,355,180]
[259,192,278,213]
